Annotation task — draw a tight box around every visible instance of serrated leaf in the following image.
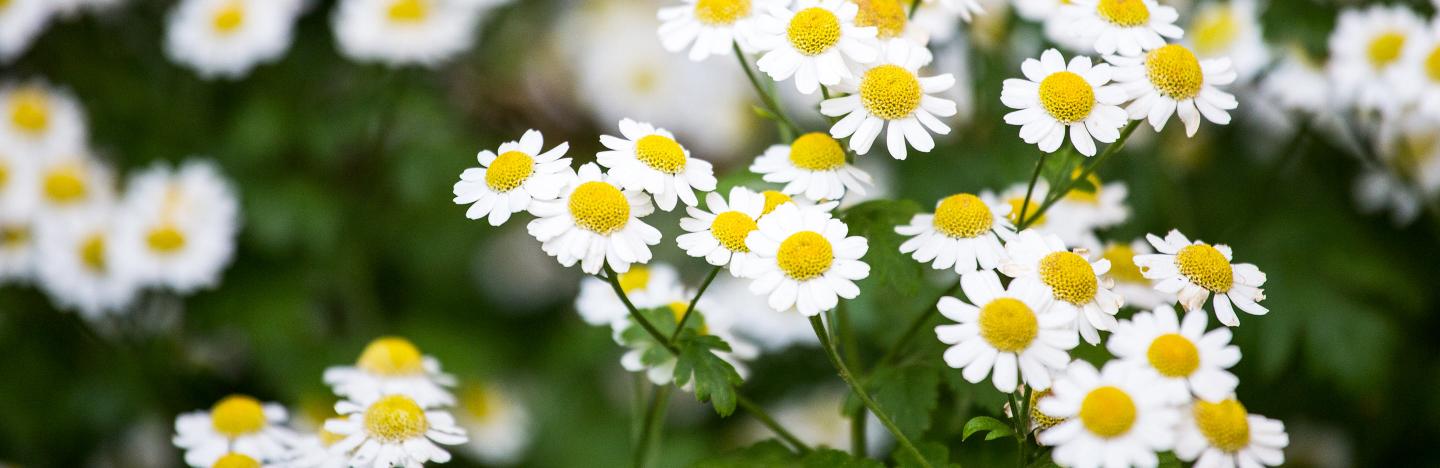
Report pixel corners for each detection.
[841,199,924,295]
[962,416,1014,441]
[674,334,743,416]
[692,441,885,468]
[895,441,959,468]
[868,364,941,439]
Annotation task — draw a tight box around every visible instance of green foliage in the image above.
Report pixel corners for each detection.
[674,334,744,417]
[961,416,1014,442]
[841,199,924,296]
[895,441,959,468]
[693,440,884,468]
[867,364,941,439]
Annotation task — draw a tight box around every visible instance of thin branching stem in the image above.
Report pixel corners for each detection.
[811,315,933,468]
[734,43,800,139]
[1018,121,1142,230]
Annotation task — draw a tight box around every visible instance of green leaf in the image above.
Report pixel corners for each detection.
[673,334,743,416]
[692,440,884,468]
[961,416,1014,441]
[841,199,924,295]
[868,364,941,439]
[1157,451,1182,468]
[895,441,959,468]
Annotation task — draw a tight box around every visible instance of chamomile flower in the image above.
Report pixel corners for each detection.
[1100,240,1172,310]
[709,274,818,350]
[323,336,458,407]
[173,395,296,467]
[821,39,957,159]
[596,118,717,211]
[332,0,486,67]
[33,205,138,318]
[658,0,783,61]
[1045,171,1130,243]
[0,142,38,222]
[1036,360,1180,468]
[935,270,1077,392]
[0,82,87,158]
[1107,306,1240,403]
[614,282,758,385]
[750,0,880,95]
[453,129,574,226]
[1184,0,1267,82]
[1326,6,1425,114]
[1176,398,1290,468]
[0,0,52,63]
[455,383,532,465]
[1002,49,1128,156]
[0,219,33,283]
[750,132,873,201]
[526,163,661,274]
[677,187,765,275]
[1108,44,1238,137]
[851,0,911,41]
[1256,47,1330,117]
[1012,0,1090,53]
[895,191,1014,274]
[575,263,680,326]
[742,202,869,316]
[324,393,467,467]
[1133,229,1267,327]
[32,150,114,218]
[164,0,302,79]
[1000,230,1123,344]
[1395,22,1440,120]
[1060,0,1182,57]
[114,160,240,293]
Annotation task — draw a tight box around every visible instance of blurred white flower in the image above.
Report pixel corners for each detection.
[114,160,240,294]
[0,0,53,63]
[575,263,679,326]
[0,218,33,284]
[613,278,759,385]
[456,382,532,465]
[164,0,304,79]
[1394,21,1440,121]
[1183,0,1267,82]
[34,203,138,318]
[1058,0,1182,57]
[172,395,296,467]
[1254,46,1330,118]
[0,82,87,158]
[332,0,490,67]
[1326,5,1424,114]
[0,139,39,223]
[657,0,784,61]
[706,273,817,351]
[735,386,889,452]
[324,336,458,407]
[922,0,983,23]
[1099,239,1172,310]
[32,149,114,220]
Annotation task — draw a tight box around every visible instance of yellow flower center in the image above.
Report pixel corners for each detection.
[1029,389,1066,430]
[978,298,1038,353]
[1,225,28,248]
[761,190,792,215]
[787,7,842,56]
[1096,0,1150,27]
[618,266,650,293]
[693,0,750,25]
[860,65,922,120]
[43,164,88,204]
[80,234,106,273]
[1191,6,1238,56]
[1079,386,1137,437]
[1039,251,1097,304]
[1006,196,1045,225]
[634,134,688,174]
[462,385,496,421]
[147,225,187,254]
[363,395,429,442]
[1100,244,1146,283]
[1175,243,1232,292]
[1367,32,1405,69]
[853,0,907,38]
[569,181,631,235]
[210,395,267,437]
[776,231,833,280]
[0,161,8,189]
[387,0,428,23]
[932,193,994,238]
[788,132,846,171]
[9,88,48,134]
[711,211,758,252]
[1193,399,1251,452]
[1146,44,1205,100]
[1038,71,1095,124]
[211,1,245,34]
[357,336,426,376]
[1425,47,1440,83]
[1064,169,1103,204]
[485,150,534,192]
[212,453,260,468]
[1147,333,1200,377]
[667,301,709,334]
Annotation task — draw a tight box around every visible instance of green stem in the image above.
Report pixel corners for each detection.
[1018,121,1141,230]
[734,43,800,140]
[837,303,867,457]
[1016,152,1048,226]
[667,265,723,345]
[909,0,922,19]
[810,316,932,468]
[738,395,813,454]
[870,279,963,371]
[634,384,673,468]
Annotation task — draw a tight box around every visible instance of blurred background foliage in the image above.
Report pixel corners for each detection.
[2,0,1439,466]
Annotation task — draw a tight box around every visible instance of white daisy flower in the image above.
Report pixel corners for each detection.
[935,270,1077,393]
[1002,49,1128,156]
[750,132,873,202]
[1099,240,1172,310]
[32,150,114,219]
[574,263,680,326]
[1326,5,1425,114]
[658,0,784,61]
[324,393,467,467]
[0,218,34,283]
[455,383,532,466]
[923,0,983,23]
[0,82,87,158]
[453,129,574,226]
[851,0,913,42]
[283,422,349,468]
[173,395,296,467]
[677,186,765,276]
[1183,0,1267,82]
[1108,44,1238,137]
[114,160,240,293]
[164,0,303,79]
[1375,112,1440,197]
[1012,0,1091,53]
[895,191,1014,274]
[708,274,818,350]
[1395,22,1440,121]
[1107,306,1240,403]
[1044,171,1130,244]
[1037,360,1181,468]
[750,0,880,95]
[742,202,869,316]
[332,0,487,68]
[323,336,458,407]
[1176,398,1290,468]
[614,281,759,385]
[526,163,662,274]
[994,181,1101,250]
[0,0,53,63]
[596,118,717,211]
[999,230,1124,345]
[0,139,39,222]
[821,39,957,159]
[1256,47,1331,117]
[1133,229,1267,327]
[33,205,138,318]
[1059,0,1182,57]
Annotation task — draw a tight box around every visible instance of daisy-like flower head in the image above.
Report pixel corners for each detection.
[323,336,458,407]
[1184,0,1267,82]
[1060,0,1181,57]
[1045,170,1130,243]
[455,382,532,466]
[0,139,39,224]
[751,0,880,95]
[1176,397,1290,468]
[1100,240,1172,309]
[1002,49,1128,156]
[708,274,819,350]
[658,0,785,61]
[1256,46,1330,118]
[0,0,53,63]
[526,163,661,274]
[597,118,717,211]
[1037,360,1180,468]
[614,281,759,384]
[822,39,957,159]
[33,150,114,218]
[0,218,34,284]
[164,0,303,79]
[1326,5,1425,114]
[0,82,87,158]
[453,129,574,226]
[678,186,766,276]
[114,160,240,294]
[325,393,467,467]
[750,132,873,201]
[575,263,679,326]
[935,270,1077,392]
[1133,229,1267,327]
[1107,305,1240,404]
[895,191,1014,274]
[1108,44,1238,137]
[1000,230,1124,344]
[1395,22,1440,121]
[742,202,869,316]
[173,394,296,467]
[33,205,138,318]
[332,0,487,68]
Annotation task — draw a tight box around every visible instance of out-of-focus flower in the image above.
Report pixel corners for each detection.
[750,0,879,95]
[1058,0,1182,57]
[0,218,33,283]
[1108,44,1238,137]
[922,0,982,23]
[936,270,1077,392]
[0,0,53,63]
[733,387,889,451]
[172,395,296,467]
[1001,49,1128,156]
[996,181,1097,248]
[750,132,872,202]
[1107,306,1240,403]
[53,0,126,17]
[164,0,304,79]
[0,139,39,223]
[1183,0,1267,82]
[1100,240,1172,309]
[33,150,113,220]
[1037,360,1181,468]
[114,160,240,293]
[707,274,817,350]
[0,82,87,158]
[476,224,579,312]
[741,202,869,316]
[324,393,467,466]
[1000,230,1123,344]
[1394,22,1440,121]
[822,39,957,159]
[677,187,766,276]
[1134,229,1267,327]
[1326,5,1424,114]
[453,129,574,227]
[526,163,661,274]
[1045,171,1129,245]
[34,204,137,318]
[324,336,459,407]
[895,191,1014,275]
[1175,398,1289,467]
[456,382,532,465]
[575,263,679,326]
[597,118,717,211]
[332,0,490,67]
[657,0,785,61]
[1255,46,1330,118]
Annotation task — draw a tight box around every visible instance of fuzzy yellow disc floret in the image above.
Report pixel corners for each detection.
[978,298,1038,353]
[1096,0,1150,27]
[387,0,428,22]
[363,395,429,442]
[694,0,750,25]
[1367,32,1405,69]
[1039,251,1098,305]
[211,1,246,34]
[1147,333,1200,377]
[634,135,688,174]
[485,150,535,192]
[1146,45,1204,100]
[147,225,187,254]
[9,88,49,134]
[1038,71,1095,124]
[1079,386,1136,438]
[853,0,907,38]
[860,65,922,120]
[211,395,267,437]
[357,336,426,376]
[777,231,834,280]
[1175,243,1233,292]
[788,132,846,171]
[932,193,993,238]
[711,211,759,252]
[787,7,842,56]
[1193,399,1251,452]
[569,181,632,235]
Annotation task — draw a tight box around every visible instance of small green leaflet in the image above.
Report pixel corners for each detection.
[673,333,743,417]
[961,416,1014,441]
